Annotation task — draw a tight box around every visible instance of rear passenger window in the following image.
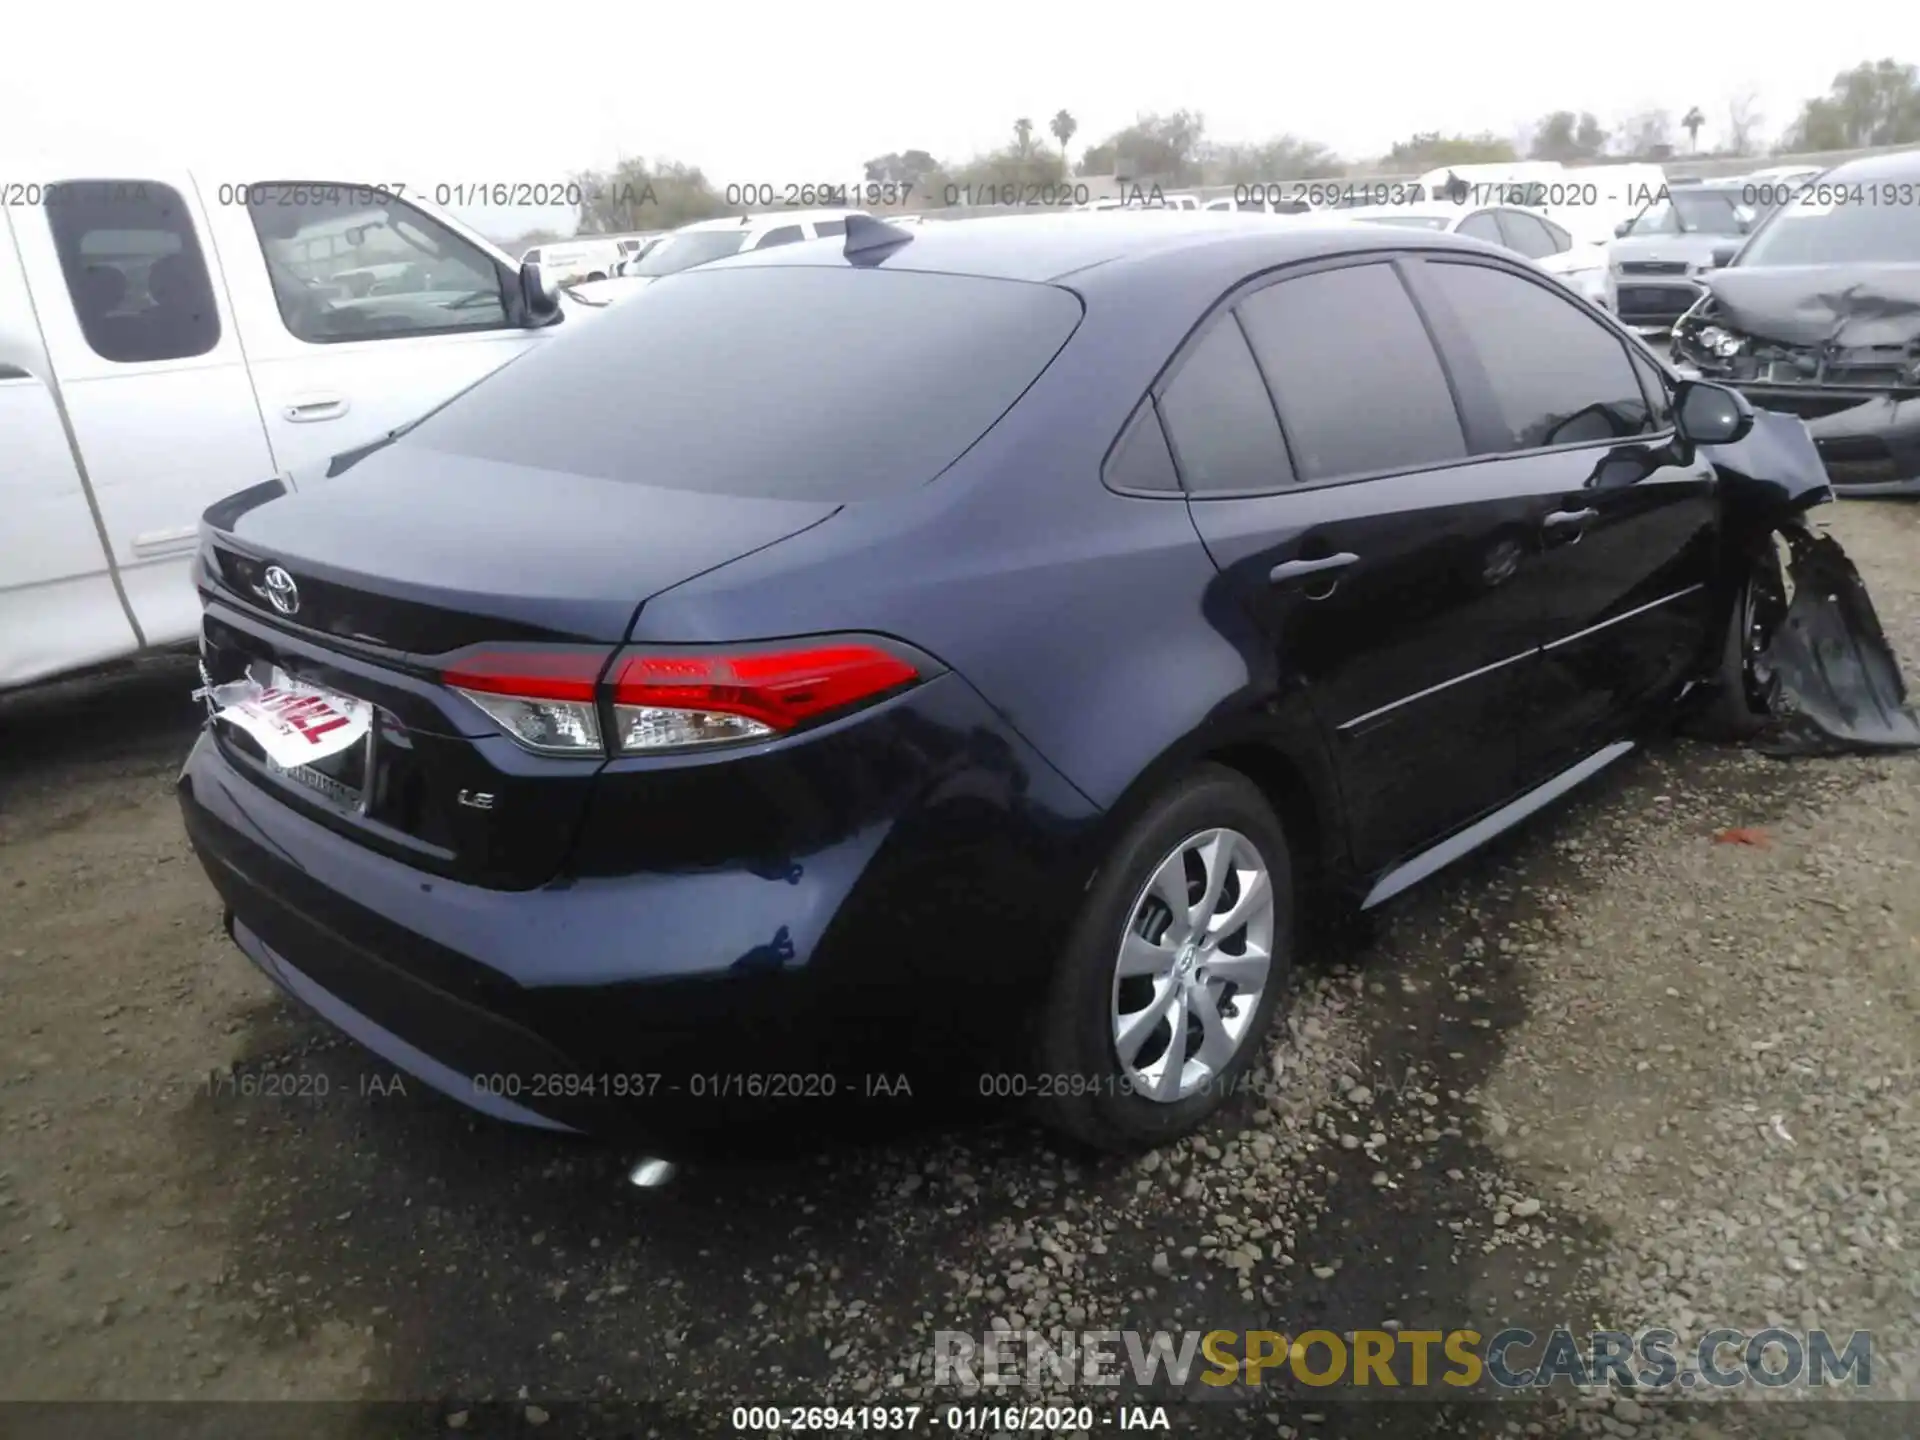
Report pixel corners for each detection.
[1456,211,1506,245]
[1157,318,1292,494]
[1495,210,1558,259]
[755,226,805,249]
[812,219,847,238]
[46,179,221,363]
[1103,398,1181,492]
[1423,261,1657,451]
[1236,263,1466,482]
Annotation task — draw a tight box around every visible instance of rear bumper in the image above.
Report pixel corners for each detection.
[1731,386,1920,497]
[178,677,1100,1134]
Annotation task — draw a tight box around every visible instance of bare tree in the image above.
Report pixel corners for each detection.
[1726,90,1764,156]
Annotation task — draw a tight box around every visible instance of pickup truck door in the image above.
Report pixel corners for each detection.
[11,172,278,652]
[204,181,549,477]
[0,208,140,687]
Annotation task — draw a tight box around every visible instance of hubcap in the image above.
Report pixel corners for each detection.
[1110,827,1276,1104]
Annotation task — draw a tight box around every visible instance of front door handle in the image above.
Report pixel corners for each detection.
[1270,552,1359,585]
[283,395,349,423]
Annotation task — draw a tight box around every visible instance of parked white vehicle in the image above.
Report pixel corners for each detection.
[0,162,597,691]
[1337,200,1610,306]
[1202,194,1314,216]
[598,209,870,289]
[519,238,623,283]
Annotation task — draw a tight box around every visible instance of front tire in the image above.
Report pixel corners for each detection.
[1033,765,1294,1152]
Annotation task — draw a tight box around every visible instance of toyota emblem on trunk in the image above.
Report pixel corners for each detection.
[262,566,300,616]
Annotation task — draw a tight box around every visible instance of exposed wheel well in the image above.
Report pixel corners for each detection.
[1201,742,1333,903]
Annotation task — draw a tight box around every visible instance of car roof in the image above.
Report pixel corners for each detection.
[1335,202,1474,222]
[672,209,867,235]
[1815,148,1920,182]
[695,209,1492,285]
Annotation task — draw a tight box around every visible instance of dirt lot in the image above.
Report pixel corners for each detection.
[2,503,1917,1439]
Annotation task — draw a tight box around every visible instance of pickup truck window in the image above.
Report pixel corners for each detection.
[241,182,510,344]
[46,179,221,364]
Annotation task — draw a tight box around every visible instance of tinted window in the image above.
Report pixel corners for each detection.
[243,182,507,343]
[1103,398,1181,493]
[1628,343,1675,429]
[46,179,220,363]
[812,219,847,238]
[523,248,542,264]
[1157,318,1291,494]
[407,266,1083,500]
[1539,217,1572,253]
[1426,262,1655,452]
[1237,264,1466,482]
[755,225,805,249]
[1456,211,1506,245]
[1495,210,1558,259]
[1625,190,1751,237]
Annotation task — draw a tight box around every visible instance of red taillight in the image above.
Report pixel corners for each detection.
[610,642,919,752]
[611,645,917,731]
[441,648,609,702]
[441,640,920,757]
[441,645,612,756]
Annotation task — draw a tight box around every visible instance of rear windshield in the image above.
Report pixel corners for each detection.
[405,265,1084,499]
[1738,184,1920,266]
[631,230,749,276]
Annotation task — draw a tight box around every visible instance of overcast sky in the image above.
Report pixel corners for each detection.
[7,1,1905,239]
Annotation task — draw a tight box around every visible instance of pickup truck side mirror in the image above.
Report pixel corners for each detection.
[517,260,561,326]
[1709,244,1738,268]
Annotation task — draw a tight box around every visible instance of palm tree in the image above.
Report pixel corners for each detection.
[1014,117,1035,158]
[1050,109,1078,163]
[1682,106,1706,152]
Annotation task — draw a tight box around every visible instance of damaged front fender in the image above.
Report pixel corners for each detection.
[1691,407,1920,755]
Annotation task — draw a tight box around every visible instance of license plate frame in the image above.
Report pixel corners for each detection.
[213,666,377,812]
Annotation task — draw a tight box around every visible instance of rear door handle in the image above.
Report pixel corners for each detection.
[283,395,349,422]
[1543,508,1597,530]
[1269,552,1359,584]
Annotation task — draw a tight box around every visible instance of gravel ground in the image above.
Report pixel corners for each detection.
[1,502,1916,1439]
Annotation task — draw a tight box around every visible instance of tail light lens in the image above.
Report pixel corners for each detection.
[439,640,920,757]
[442,647,609,755]
[610,644,919,753]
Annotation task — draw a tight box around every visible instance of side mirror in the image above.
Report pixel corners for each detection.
[518,259,561,325]
[1613,220,1632,238]
[1674,379,1754,446]
[1709,244,1738,268]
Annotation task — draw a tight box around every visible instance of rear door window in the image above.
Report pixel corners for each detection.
[1156,318,1293,494]
[812,219,848,238]
[407,266,1084,500]
[754,225,806,249]
[1235,262,1466,482]
[45,179,221,363]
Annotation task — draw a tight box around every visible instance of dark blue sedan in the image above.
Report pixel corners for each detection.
[179,211,1757,1151]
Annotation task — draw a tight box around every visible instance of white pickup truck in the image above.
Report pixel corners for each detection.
[1,163,601,691]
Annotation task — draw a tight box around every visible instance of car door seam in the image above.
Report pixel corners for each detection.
[2,203,146,645]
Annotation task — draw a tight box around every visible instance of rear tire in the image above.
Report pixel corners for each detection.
[1032,765,1294,1152]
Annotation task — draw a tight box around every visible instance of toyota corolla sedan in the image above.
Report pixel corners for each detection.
[179,211,1757,1153]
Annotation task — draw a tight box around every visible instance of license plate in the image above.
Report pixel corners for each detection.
[207,667,373,772]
